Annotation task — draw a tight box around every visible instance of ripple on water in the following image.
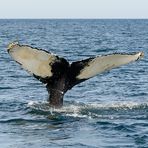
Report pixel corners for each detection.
[0,19,148,147]
[26,100,148,120]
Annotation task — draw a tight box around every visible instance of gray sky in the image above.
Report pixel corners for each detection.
[0,0,148,18]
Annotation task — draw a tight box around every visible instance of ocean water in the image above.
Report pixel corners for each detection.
[0,19,148,148]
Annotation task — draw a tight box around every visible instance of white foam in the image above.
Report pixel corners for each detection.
[27,100,148,118]
[88,101,148,110]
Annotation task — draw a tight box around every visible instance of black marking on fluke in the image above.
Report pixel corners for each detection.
[7,42,144,108]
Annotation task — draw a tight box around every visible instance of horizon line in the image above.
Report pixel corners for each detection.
[0,17,148,20]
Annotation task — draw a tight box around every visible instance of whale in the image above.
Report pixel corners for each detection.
[7,42,144,107]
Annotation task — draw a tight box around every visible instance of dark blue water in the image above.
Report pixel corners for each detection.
[0,19,148,148]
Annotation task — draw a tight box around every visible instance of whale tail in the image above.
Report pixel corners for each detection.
[7,42,144,107]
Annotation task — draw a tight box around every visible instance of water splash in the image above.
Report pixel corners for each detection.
[27,100,148,119]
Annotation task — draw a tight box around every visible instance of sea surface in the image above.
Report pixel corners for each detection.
[0,19,148,148]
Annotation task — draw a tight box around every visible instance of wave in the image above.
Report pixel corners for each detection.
[0,118,50,124]
[27,100,148,119]
[1,100,147,122]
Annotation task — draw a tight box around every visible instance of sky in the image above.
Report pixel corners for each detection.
[0,0,148,19]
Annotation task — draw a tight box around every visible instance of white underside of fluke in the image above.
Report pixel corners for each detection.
[7,42,144,81]
[76,52,143,79]
[8,43,57,78]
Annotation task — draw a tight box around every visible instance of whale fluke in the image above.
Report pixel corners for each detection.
[7,42,144,107]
